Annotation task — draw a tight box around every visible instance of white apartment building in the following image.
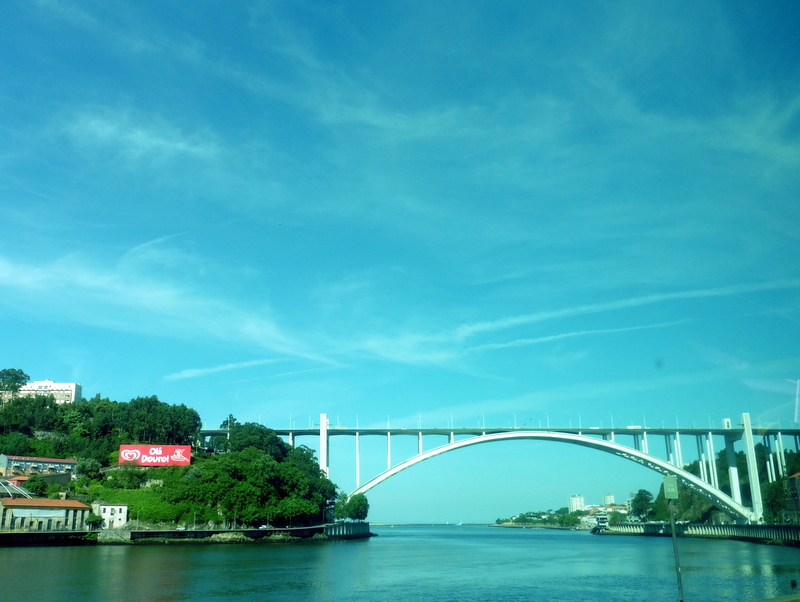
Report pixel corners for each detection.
[568,494,585,512]
[91,502,129,529]
[16,380,82,404]
[603,493,615,506]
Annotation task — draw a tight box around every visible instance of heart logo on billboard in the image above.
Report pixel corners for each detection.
[121,449,141,461]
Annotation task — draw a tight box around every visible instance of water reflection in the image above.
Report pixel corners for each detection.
[1,527,799,601]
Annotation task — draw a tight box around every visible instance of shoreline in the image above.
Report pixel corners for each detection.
[0,522,374,547]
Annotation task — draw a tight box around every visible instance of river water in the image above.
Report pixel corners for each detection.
[2,525,800,601]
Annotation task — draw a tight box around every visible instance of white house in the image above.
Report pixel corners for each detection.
[91,502,129,529]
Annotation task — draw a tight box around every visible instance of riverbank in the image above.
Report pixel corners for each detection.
[490,523,588,531]
[596,522,800,548]
[0,522,374,546]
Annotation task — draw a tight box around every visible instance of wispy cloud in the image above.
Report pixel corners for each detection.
[164,358,283,381]
[65,110,218,161]
[465,321,687,354]
[359,279,800,364]
[0,254,318,361]
[453,279,800,341]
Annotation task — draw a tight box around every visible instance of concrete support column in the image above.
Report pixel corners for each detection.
[741,413,764,522]
[674,432,684,467]
[725,435,743,506]
[696,436,708,482]
[319,413,329,478]
[665,435,674,465]
[418,431,423,455]
[642,431,649,455]
[355,431,360,488]
[766,455,776,483]
[706,432,719,489]
[387,432,392,470]
[776,434,787,477]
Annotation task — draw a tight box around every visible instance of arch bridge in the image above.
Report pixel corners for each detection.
[201,413,800,524]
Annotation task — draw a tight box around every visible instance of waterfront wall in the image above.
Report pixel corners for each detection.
[0,530,92,546]
[606,523,800,544]
[324,521,372,539]
[95,522,372,542]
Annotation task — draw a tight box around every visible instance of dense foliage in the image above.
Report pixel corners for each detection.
[333,492,370,521]
[495,507,585,527]
[0,393,200,464]
[0,368,29,395]
[0,376,361,527]
[91,442,337,527]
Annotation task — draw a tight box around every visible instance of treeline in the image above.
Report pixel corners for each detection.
[0,388,368,526]
[93,441,337,528]
[632,445,800,524]
[0,394,200,465]
[496,507,585,527]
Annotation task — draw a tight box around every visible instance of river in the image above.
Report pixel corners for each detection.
[2,525,799,601]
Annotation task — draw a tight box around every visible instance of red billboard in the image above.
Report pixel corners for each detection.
[118,445,191,467]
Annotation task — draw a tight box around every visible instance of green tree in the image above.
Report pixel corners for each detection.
[762,480,787,523]
[76,458,103,479]
[0,432,32,455]
[227,422,289,460]
[346,493,369,521]
[85,512,104,530]
[607,510,625,525]
[220,414,239,429]
[26,475,47,497]
[630,489,654,521]
[333,493,370,521]
[558,512,581,527]
[0,368,29,395]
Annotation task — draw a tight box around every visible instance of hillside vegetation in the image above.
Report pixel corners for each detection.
[0,393,362,527]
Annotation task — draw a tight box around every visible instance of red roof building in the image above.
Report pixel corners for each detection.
[0,498,89,531]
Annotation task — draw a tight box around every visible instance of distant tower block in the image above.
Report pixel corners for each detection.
[568,494,585,512]
[603,493,615,506]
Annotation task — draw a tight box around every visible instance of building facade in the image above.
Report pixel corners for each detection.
[0,498,89,531]
[1,380,83,405]
[17,380,82,404]
[91,502,129,529]
[0,454,76,477]
[568,494,585,512]
[603,493,615,506]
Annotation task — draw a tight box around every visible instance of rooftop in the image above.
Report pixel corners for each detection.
[3,455,76,464]
[0,498,88,509]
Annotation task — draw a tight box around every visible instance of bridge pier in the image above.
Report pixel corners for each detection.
[696,436,708,482]
[742,413,764,521]
[725,434,743,506]
[355,431,360,488]
[320,413,329,478]
[706,432,719,489]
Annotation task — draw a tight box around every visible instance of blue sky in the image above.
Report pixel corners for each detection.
[2,1,799,522]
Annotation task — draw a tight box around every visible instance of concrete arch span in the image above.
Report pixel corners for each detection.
[349,431,756,523]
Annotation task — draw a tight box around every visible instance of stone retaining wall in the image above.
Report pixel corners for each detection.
[604,522,800,545]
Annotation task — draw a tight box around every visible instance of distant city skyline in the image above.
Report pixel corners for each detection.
[2,2,799,523]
